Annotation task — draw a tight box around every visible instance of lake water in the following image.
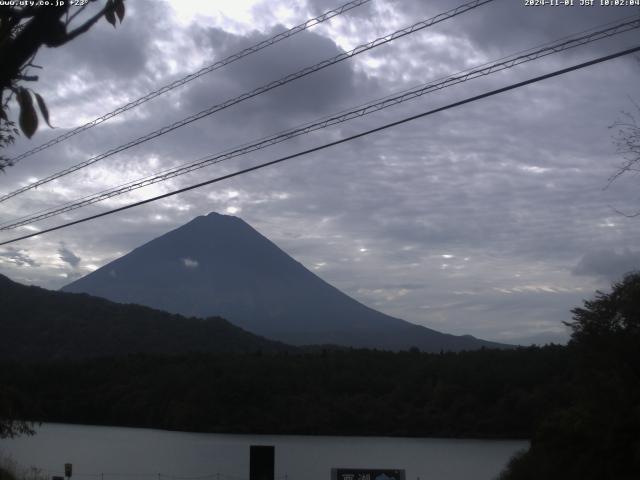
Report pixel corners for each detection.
[0,424,527,480]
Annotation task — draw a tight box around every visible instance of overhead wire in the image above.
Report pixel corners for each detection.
[0,0,496,203]
[2,15,638,230]
[2,44,638,246]
[313,12,640,121]
[4,0,372,166]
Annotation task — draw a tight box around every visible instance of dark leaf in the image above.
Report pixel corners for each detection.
[34,93,53,128]
[16,88,38,139]
[0,107,7,122]
[104,2,116,27]
[115,0,125,22]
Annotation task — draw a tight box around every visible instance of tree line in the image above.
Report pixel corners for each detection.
[0,345,571,439]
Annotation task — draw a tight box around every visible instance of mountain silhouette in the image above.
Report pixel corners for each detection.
[63,213,507,351]
[0,273,289,361]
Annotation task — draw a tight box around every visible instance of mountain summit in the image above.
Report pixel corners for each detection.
[63,213,505,351]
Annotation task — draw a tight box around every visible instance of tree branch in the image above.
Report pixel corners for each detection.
[66,3,89,26]
[63,3,111,43]
[0,6,68,87]
[610,205,640,218]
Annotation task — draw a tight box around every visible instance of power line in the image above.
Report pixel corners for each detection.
[4,0,372,166]
[2,16,638,230]
[2,44,638,247]
[0,0,495,203]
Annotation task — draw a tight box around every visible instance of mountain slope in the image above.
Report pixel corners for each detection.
[0,274,289,361]
[63,213,507,351]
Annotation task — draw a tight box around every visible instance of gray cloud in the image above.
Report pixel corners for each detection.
[393,0,640,54]
[573,249,640,281]
[58,243,82,269]
[0,247,40,268]
[176,24,375,137]
[182,257,199,268]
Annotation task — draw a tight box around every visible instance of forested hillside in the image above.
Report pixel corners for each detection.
[0,346,570,438]
[0,274,289,360]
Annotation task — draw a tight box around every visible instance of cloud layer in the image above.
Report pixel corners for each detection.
[1,0,640,344]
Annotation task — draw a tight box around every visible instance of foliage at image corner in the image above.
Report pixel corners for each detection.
[0,452,48,480]
[0,466,15,480]
[497,271,640,480]
[0,385,37,440]
[0,454,17,480]
[0,0,126,171]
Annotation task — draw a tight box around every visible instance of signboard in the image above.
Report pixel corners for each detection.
[333,469,405,480]
[250,445,274,480]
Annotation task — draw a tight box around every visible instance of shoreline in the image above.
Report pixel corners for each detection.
[8,421,531,442]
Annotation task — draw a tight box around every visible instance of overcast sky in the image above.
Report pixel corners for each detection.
[1,0,639,344]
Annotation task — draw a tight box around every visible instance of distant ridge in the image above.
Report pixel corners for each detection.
[0,273,289,361]
[63,213,509,352]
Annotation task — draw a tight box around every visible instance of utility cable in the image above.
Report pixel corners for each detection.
[2,16,638,230]
[2,44,638,246]
[0,0,495,203]
[4,0,371,166]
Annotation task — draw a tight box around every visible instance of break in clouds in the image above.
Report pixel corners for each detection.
[0,0,639,344]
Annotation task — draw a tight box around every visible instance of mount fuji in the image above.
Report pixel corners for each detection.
[63,213,507,351]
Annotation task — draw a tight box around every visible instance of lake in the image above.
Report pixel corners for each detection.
[0,424,527,480]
